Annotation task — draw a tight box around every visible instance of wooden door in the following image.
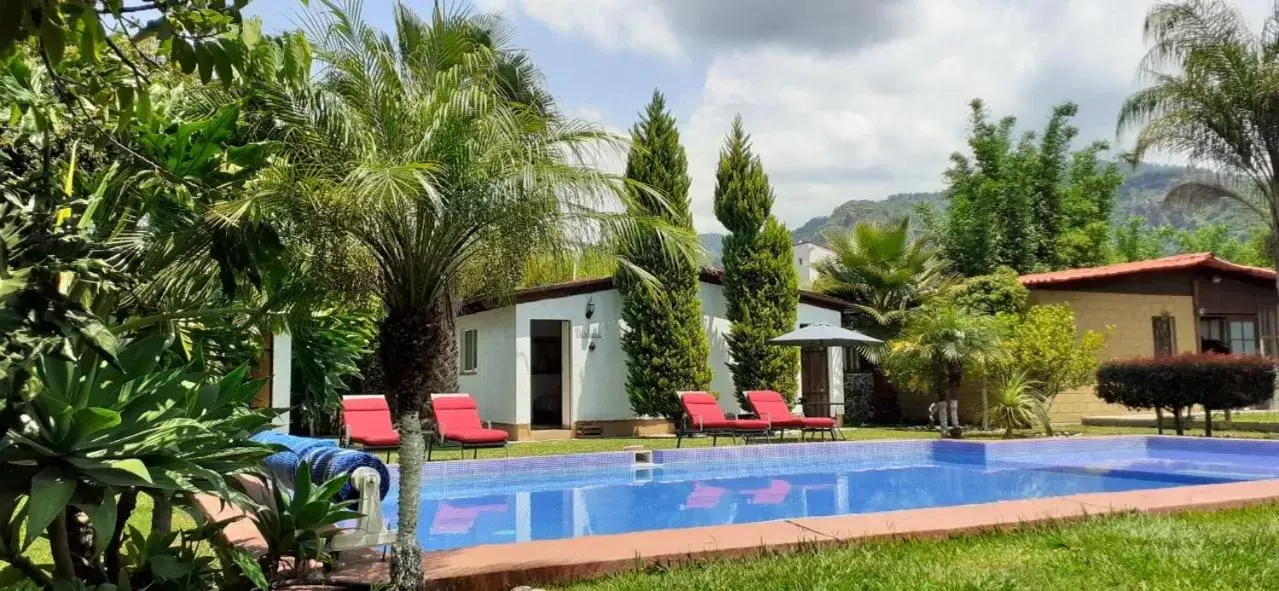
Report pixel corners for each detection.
[801,348,829,418]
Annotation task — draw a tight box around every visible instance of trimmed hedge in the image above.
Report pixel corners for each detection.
[1096,354,1277,435]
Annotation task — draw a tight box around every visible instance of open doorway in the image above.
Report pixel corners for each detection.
[530,320,567,428]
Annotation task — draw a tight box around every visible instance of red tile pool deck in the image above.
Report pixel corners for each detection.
[201,436,1279,590]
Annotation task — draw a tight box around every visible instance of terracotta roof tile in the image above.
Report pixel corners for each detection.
[1018,253,1276,287]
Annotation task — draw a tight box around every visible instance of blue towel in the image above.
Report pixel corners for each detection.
[251,432,339,456]
[251,432,389,502]
[302,446,391,502]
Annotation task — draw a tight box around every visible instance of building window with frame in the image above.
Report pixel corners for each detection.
[1229,319,1258,355]
[1259,306,1279,358]
[1200,316,1259,355]
[1152,315,1176,357]
[461,329,478,373]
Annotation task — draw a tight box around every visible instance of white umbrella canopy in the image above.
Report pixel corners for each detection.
[769,322,883,348]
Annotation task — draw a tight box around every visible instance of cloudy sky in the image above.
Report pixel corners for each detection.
[249,0,1275,233]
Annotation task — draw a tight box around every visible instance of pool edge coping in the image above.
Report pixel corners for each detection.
[327,476,1279,590]
[196,435,1279,590]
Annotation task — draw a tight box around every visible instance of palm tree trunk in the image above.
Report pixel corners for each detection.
[932,358,948,436]
[382,302,458,591]
[946,364,963,439]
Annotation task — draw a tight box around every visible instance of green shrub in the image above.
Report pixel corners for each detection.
[951,267,1028,316]
[1096,354,1276,435]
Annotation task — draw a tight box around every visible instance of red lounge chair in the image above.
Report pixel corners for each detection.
[429,394,509,460]
[676,391,771,448]
[340,396,400,460]
[745,390,843,441]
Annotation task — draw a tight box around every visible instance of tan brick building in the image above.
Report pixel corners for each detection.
[1022,253,1278,423]
[898,253,1278,425]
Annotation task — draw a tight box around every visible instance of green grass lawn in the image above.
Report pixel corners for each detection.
[0,494,199,586]
[1211,410,1279,423]
[561,503,1279,591]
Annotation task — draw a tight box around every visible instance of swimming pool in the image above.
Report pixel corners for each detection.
[385,436,1279,552]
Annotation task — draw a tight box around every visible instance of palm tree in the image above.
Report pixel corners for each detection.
[812,218,953,347]
[249,3,697,588]
[1118,0,1279,292]
[890,305,1000,438]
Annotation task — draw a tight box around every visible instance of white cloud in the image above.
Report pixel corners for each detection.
[475,0,682,59]
[492,0,1274,233]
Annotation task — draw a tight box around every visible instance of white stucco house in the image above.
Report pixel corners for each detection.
[456,268,850,440]
[794,241,837,289]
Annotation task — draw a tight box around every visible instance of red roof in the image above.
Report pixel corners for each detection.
[1018,253,1276,287]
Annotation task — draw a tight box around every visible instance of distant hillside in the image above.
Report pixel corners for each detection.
[784,164,1258,246]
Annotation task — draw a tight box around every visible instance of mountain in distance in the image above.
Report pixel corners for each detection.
[779,163,1257,246]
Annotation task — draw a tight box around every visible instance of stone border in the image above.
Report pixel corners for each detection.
[324,479,1279,590]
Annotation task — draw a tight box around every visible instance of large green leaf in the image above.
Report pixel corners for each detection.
[26,466,76,547]
[66,407,122,447]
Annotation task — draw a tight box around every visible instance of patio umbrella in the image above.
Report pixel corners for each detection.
[769,322,882,348]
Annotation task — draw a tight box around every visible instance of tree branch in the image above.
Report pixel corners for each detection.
[0,550,51,587]
[98,1,167,14]
[103,34,151,86]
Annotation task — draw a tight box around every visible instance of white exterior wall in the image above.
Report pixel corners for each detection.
[515,290,629,424]
[455,280,846,426]
[794,242,836,289]
[455,306,518,424]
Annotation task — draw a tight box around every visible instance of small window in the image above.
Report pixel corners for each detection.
[1152,315,1176,357]
[461,329,478,373]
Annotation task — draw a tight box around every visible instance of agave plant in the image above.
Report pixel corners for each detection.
[987,370,1048,439]
[0,333,277,585]
[250,462,362,585]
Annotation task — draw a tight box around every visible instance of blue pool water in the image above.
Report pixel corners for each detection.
[384,437,1279,552]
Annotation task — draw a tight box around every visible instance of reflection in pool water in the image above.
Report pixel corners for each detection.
[387,439,1278,552]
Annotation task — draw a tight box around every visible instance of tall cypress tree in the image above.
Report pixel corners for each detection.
[713,116,799,407]
[619,90,712,420]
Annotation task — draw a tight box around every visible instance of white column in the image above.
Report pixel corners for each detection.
[271,332,292,433]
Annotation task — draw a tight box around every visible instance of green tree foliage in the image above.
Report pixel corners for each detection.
[518,247,619,289]
[812,218,952,344]
[1097,354,1276,436]
[714,117,799,406]
[940,99,1121,275]
[889,305,1001,438]
[1119,0,1279,286]
[1111,216,1169,263]
[618,90,712,419]
[1109,216,1272,267]
[248,5,699,587]
[997,304,1108,435]
[950,267,1029,317]
[290,304,378,436]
